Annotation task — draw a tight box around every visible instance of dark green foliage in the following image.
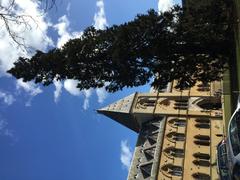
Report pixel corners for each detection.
[8,0,234,92]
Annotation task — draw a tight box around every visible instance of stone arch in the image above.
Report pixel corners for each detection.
[193,152,210,160]
[196,98,222,110]
[194,135,210,141]
[195,118,210,123]
[195,123,210,129]
[194,140,210,146]
[164,146,184,158]
[168,118,186,128]
[193,159,210,167]
[192,172,210,180]
[137,97,157,109]
[166,132,185,142]
[161,164,183,177]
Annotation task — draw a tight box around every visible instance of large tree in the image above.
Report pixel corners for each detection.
[8,0,234,92]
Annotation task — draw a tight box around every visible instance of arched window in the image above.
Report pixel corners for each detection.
[195,123,210,129]
[166,132,185,142]
[193,152,210,160]
[197,98,222,110]
[164,147,184,158]
[194,135,210,146]
[193,159,210,167]
[194,135,210,141]
[194,140,210,146]
[195,118,210,123]
[174,98,188,110]
[137,97,157,109]
[192,172,210,180]
[161,164,183,177]
[168,118,186,127]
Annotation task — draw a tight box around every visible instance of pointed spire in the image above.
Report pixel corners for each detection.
[97,93,140,132]
[97,93,136,113]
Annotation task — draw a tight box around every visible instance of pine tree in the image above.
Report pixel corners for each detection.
[8,1,234,92]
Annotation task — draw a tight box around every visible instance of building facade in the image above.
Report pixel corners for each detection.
[98,81,224,179]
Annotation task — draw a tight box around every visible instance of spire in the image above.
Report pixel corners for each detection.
[97,93,140,132]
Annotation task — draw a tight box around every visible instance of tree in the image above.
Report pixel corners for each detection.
[7,0,234,92]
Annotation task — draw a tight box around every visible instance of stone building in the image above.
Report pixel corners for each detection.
[98,81,224,179]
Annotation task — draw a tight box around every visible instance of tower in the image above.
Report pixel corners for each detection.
[98,80,224,179]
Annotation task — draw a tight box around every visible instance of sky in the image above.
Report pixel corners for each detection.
[0,0,180,179]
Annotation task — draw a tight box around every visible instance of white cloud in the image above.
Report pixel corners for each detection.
[54,14,92,107]
[93,0,108,30]
[96,88,107,103]
[158,0,173,12]
[16,79,42,96]
[120,140,133,170]
[0,0,53,105]
[53,10,83,105]
[0,90,15,105]
[54,15,82,48]
[0,0,53,77]
[83,89,93,110]
[63,80,93,110]
[0,117,17,143]
[66,2,71,15]
[53,80,63,103]
[63,79,81,96]
[53,2,108,106]
[16,79,43,106]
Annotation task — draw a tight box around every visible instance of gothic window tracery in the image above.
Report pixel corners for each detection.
[161,164,183,177]
[193,152,210,160]
[166,132,185,142]
[164,147,184,158]
[168,118,186,127]
[195,118,210,129]
[136,97,157,109]
[192,172,210,180]
[196,98,222,110]
[193,135,210,146]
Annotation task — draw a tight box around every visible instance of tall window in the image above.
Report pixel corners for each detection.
[174,99,188,110]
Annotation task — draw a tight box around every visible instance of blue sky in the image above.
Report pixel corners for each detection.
[0,0,180,179]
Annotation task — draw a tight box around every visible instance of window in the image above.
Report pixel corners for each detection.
[166,132,185,142]
[168,118,186,127]
[195,123,210,129]
[164,147,184,158]
[197,98,222,110]
[194,135,210,146]
[174,99,188,110]
[161,164,183,177]
[195,118,210,123]
[192,173,210,180]
[194,135,210,141]
[193,152,210,160]
[193,159,210,167]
